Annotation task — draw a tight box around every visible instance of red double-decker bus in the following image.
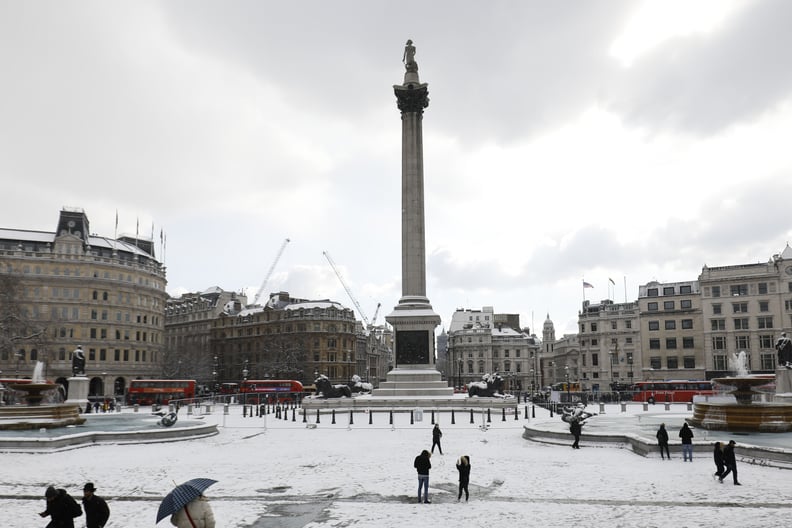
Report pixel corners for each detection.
[632,380,714,404]
[240,380,303,401]
[126,379,197,405]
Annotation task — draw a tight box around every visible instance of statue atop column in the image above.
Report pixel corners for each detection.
[72,345,86,376]
[403,39,418,73]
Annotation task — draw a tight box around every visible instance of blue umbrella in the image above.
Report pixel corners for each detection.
[156,478,217,523]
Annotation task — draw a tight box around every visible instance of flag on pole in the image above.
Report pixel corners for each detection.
[608,277,615,285]
[583,281,594,289]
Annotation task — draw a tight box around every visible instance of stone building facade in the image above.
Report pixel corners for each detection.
[209,292,358,386]
[0,208,167,399]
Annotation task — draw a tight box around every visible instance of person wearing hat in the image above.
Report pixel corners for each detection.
[719,440,741,485]
[40,485,82,527]
[82,482,110,528]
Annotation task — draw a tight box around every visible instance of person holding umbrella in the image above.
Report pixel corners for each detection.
[156,478,217,527]
[170,495,215,528]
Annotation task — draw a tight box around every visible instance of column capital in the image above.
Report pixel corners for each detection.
[394,83,429,114]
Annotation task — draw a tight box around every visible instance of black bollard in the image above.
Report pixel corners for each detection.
[243,405,247,418]
[470,409,474,424]
[502,408,506,421]
[302,408,307,423]
[369,410,373,424]
[316,408,321,424]
[550,405,553,418]
[431,410,435,424]
[332,409,336,424]
[487,408,492,423]
[349,410,354,425]
[292,408,296,422]
[389,410,393,425]
[514,406,519,420]
[451,409,455,424]
[410,410,414,425]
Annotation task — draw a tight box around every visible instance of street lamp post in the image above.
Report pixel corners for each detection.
[242,359,249,407]
[530,368,535,399]
[564,365,570,403]
[457,358,463,391]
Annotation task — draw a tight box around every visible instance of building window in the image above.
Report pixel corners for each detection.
[683,356,695,368]
[648,302,658,311]
[591,323,598,332]
[682,337,694,349]
[711,319,725,331]
[712,286,721,297]
[626,320,632,329]
[663,301,675,310]
[665,320,676,330]
[761,353,775,370]
[592,354,599,366]
[680,285,692,294]
[591,339,598,346]
[648,321,659,331]
[626,352,633,364]
[758,282,768,294]
[735,335,750,349]
[759,301,770,312]
[713,304,722,315]
[712,336,726,350]
[648,288,659,297]
[611,321,617,330]
[734,318,749,330]
[730,284,748,296]
[757,316,773,329]
[666,338,677,349]
[760,335,774,349]
[681,319,693,329]
[663,286,675,295]
[713,354,727,370]
[732,302,748,313]
[650,357,661,369]
[649,339,661,350]
[680,299,692,309]
[667,356,678,369]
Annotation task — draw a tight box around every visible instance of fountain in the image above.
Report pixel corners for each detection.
[0,362,85,431]
[688,351,792,432]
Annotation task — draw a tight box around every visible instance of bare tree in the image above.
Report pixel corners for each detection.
[0,273,47,375]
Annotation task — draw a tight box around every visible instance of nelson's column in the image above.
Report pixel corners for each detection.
[375,40,453,397]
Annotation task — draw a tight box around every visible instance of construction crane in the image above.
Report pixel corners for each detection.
[370,303,381,327]
[252,238,290,306]
[323,250,371,328]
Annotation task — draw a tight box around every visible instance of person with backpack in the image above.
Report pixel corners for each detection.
[39,485,82,528]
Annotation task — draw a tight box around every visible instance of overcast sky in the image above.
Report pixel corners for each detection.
[3,0,792,336]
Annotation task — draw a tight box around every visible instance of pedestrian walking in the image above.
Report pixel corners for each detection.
[413,449,432,503]
[569,420,581,449]
[431,423,443,455]
[456,455,471,502]
[713,442,725,480]
[656,423,670,459]
[39,485,82,528]
[82,482,110,528]
[170,495,215,528]
[719,440,741,485]
[679,423,694,461]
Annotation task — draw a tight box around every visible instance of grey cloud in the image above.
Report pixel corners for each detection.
[609,0,792,135]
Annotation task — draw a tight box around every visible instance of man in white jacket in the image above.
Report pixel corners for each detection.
[170,495,215,528]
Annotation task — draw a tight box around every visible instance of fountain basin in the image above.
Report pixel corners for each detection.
[688,401,792,432]
[0,403,86,431]
[7,382,59,406]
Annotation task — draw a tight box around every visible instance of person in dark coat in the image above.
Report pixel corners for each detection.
[456,455,471,502]
[431,423,443,455]
[569,420,582,449]
[82,482,110,528]
[39,486,82,528]
[719,440,741,485]
[713,442,725,480]
[679,423,694,461]
[656,423,670,459]
[413,449,432,503]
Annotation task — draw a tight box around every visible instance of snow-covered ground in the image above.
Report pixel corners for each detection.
[1,403,790,528]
